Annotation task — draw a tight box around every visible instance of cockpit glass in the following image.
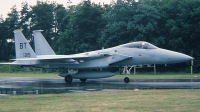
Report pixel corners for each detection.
[120,42,158,49]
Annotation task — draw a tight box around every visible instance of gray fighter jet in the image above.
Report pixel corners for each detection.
[1,30,193,84]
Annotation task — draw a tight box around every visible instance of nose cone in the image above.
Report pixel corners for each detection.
[173,53,193,62]
[156,49,194,64]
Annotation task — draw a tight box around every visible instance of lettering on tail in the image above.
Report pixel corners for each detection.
[20,43,27,49]
[23,53,31,57]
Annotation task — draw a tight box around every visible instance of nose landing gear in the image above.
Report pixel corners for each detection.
[124,77,130,83]
[121,65,134,83]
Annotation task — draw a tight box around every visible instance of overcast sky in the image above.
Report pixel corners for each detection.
[0,0,112,18]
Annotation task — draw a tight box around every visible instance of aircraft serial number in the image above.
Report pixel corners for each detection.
[23,53,31,57]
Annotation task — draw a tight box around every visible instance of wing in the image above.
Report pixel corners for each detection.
[8,55,86,65]
[109,53,133,65]
[11,52,113,61]
[11,54,88,60]
[5,52,132,66]
[8,52,112,65]
[0,61,38,65]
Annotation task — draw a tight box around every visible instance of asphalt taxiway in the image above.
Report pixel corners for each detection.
[0,77,200,95]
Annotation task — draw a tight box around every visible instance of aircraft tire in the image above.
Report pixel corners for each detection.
[65,75,73,84]
[124,77,130,83]
[80,79,87,82]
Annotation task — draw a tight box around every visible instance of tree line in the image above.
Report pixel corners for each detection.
[0,0,199,71]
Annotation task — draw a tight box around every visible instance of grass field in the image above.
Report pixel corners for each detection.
[0,89,200,112]
[0,72,199,111]
[0,71,198,79]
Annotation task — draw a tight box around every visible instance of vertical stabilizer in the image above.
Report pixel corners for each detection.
[33,30,56,55]
[14,29,37,59]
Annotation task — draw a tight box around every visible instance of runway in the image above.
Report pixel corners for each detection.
[0,77,200,95]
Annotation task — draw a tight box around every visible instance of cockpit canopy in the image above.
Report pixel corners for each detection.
[120,41,158,49]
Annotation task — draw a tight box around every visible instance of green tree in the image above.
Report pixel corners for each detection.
[19,1,32,40]
[56,0,104,54]
[98,0,134,47]
[159,0,200,57]
[0,16,6,61]
[99,0,161,48]
[0,5,20,60]
[29,1,55,46]
[54,4,67,33]
[53,4,67,43]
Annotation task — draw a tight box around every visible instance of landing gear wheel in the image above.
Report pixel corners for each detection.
[80,79,87,82]
[124,77,130,83]
[65,75,73,84]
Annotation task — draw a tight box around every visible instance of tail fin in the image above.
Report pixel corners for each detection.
[33,30,56,55]
[14,29,37,59]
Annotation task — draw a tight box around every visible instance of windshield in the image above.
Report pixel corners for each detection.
[120,41,158,49]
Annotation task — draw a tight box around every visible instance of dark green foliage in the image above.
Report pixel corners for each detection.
[0,65,24,73]
[55,1,105,54]
[29,1,55,46]
[98,1,161,48]
[0,0,199,72]
[0,5,19,60]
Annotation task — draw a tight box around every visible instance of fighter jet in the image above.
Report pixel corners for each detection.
[1,29,193,84]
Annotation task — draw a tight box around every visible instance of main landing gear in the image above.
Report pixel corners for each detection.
[64,69,78,84]
[64,75,87,84]
[64,75,73,84]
